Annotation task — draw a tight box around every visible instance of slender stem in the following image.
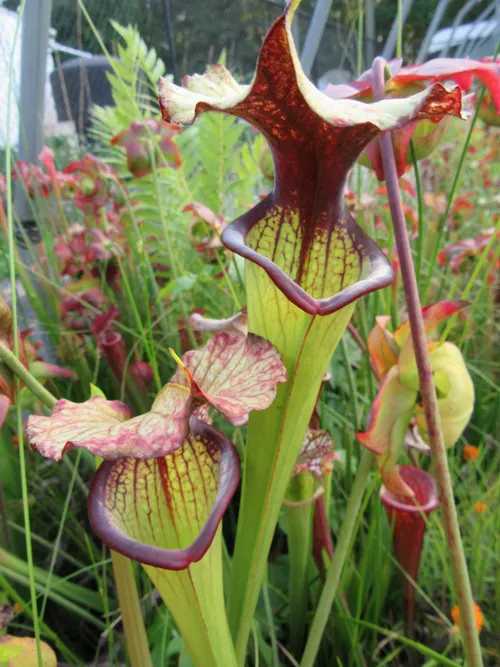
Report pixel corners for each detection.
[300,449,374,667]
[40,450,83,621]
[358,303,375,398]
[5,3,42,661]
[111,552,153,667]
[371,57,483,667]
[262,567,280,667]
[285,474,315,658]
[0,341,57,408]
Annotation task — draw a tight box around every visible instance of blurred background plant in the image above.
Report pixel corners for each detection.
[0,0,499,665]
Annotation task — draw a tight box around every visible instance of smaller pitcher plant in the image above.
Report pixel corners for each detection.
[357,300,475,496]
[24,331,286,666]
[380,465,439,637]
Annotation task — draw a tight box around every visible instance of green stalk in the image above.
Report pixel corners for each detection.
[340,336,361,465]
[228,263,355,663]
[111,553,153,667]
[262,568,279,667]
[410,140,425,285]
[5,2,42,661]
[40,450,83,620]
[0,365,153,667]
[356,0,364,73]
[300,449,374,666]
[284,474,316,658]
[0,342,57,409]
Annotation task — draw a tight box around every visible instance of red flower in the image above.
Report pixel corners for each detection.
[184,203,228,255]
[392,58,500,110]
[63,155,121,213]
[438,227,500,280]
[325,57,500,179]
[92,306,127,382]
[39,146,76,198]
[111,119,182,177]
[130,361,155,388]
[12,161,51,198]
[53,224,122,277]
[60,287,108,332]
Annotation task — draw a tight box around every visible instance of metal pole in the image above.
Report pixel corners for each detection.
[382,0,415,60]
[416,0,449,62]
[161,0,179,82]
[440,0,481,56]
[15,0,52,224]
[300,0,334,77]
[455,1,497,57]
[365,0,376,64]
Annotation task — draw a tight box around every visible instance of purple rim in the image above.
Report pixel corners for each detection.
[88,418,241,570]
[221,195,394,316]
[380,465,439,514]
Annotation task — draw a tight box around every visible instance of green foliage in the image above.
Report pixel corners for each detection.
[90,22,167,148]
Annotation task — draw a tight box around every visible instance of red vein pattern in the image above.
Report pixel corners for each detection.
[159,3,469,314]
[88,418,240,569]
[172,332,287,425]
[26,386,191,461]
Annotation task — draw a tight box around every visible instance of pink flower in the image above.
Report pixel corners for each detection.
[12,161,51,198]
[111,119,182,177]
[60,288,108,332]
[63,155,121,213]
[130,361,155,387]
[324,57,500,178]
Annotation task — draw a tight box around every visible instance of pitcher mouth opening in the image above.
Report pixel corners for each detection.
[380,466,439,514]
[222,196,394,316]
[88,418,241,571]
